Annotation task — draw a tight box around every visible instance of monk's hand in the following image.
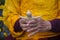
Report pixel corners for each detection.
[19,10,51,37]
[19,17,29,31]
[26,17,52,37]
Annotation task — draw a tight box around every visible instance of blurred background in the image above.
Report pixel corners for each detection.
[0,0,10,40]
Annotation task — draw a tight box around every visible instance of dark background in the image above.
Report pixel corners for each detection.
[0,0,10,40]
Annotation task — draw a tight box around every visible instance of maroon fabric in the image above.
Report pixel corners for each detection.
[14,18,23,32]
[50,19,60,32]
[5,35,16,40]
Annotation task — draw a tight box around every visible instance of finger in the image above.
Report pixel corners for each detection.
[27,25,41,32]
[20,24,30,31]
[19,19,27,23]
[28,29,40,37]
[27,19,44,32]
[22,27,29,31]
[27,20,37,24]
[20,23,29,27]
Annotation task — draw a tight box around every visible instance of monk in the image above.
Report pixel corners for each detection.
[3,0,60,40]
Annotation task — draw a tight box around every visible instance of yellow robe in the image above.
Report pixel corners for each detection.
[3,0,60,40]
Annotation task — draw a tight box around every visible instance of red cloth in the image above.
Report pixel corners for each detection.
[5,35,16,40]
